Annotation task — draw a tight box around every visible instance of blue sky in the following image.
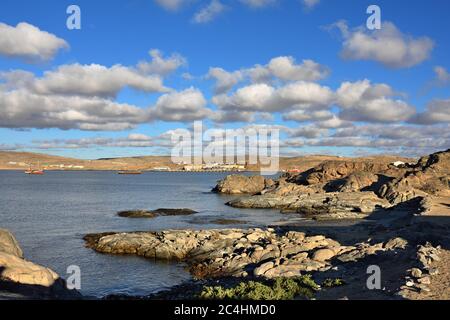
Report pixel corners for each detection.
[0,0,449,159]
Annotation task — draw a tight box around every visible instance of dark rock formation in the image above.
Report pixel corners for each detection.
[378,149,450,204]
[215,150,449,219]
[118,208,198,218]
[118,210,157,218]
[297,161,394,186]
[334,172,379,192]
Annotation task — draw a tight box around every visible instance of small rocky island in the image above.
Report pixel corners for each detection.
[118,208,198,218]
[84,149,450,300]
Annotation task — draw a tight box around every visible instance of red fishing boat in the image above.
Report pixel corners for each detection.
[25,162,45,175]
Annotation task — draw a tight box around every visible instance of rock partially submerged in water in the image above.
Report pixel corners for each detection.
[211,219,248,225]
[227,192,389,218]
[118,210,158,218]
[118,208,198,218]
[212,175,274,195]
[0,229,80,299]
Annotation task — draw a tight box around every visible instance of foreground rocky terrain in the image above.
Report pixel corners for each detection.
[86,206,450,300]
[85,228,412,280]
[0,229,79,299]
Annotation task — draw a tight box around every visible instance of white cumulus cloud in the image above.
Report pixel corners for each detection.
[267,56,330,82]
[137,49,187,76]
[150,87,211,121]
[213,81,334,112]
[207,67,243,94]
[336,80,416,123]
[332,21,434,68]
[0,22,68,61]
[0,89,149,131]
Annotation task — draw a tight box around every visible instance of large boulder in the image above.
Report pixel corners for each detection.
[0,229,58,287]
[0,229,79,298]
[212,175,273,194]
[0,253,59,287]
[378,149,450,204]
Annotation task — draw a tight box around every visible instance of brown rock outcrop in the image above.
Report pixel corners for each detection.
[378,149,450,204]
[298,161,393,186]
[212,175,274,194]
[335,172,379,192]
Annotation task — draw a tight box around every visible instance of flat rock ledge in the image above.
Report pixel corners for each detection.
[0,229,80,299]
[226,192,389,219]
[118,208,198,218]
[84,228,406,280]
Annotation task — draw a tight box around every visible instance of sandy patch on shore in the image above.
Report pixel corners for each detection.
[426,196,450,217]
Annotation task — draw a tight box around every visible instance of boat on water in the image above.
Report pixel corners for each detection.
[25,162,45,175]
[25,169,45,175]
[117,170,143,175]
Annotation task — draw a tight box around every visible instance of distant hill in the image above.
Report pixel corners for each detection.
[0,151,175,171]
[0,151,414,172]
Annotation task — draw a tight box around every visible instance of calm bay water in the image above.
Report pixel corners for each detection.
[0,171,284,297]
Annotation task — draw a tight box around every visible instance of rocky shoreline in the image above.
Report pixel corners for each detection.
[86,202,450,300]
[2,149,449,300]
[219,149,449,219]
[83,149,450,300]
